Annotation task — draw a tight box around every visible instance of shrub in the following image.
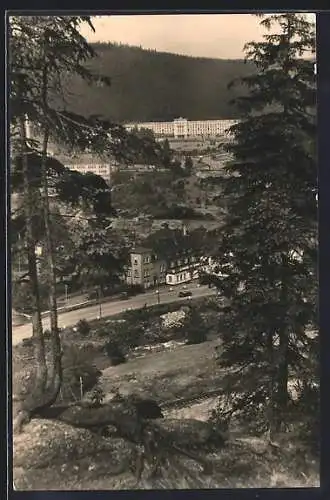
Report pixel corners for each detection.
[184,308,207,345]
[208,408,231,437]
[123,306,149,325]
[59,344,102,403]
[96,325,110,338]
[121,325,143,349]
[89,385,105,406]
[291,383,320,455]
[76,318,91,336]
[96,319,142,348]
[186,326,207,345]
[62,326,75,337]
[104,340,126,366]
[12,281,49,314]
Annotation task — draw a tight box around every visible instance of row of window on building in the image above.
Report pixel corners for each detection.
[126,247,206,289]
[133,253,197,267]
[124,117,238,138]
[127,268,166,278]
[57,161,160,185]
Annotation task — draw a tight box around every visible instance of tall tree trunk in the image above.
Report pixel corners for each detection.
[39,128,63,400]
[274,254,290,432]
[39,56,63,402]
[266,329,277,441]
[275,327,289,432]
[14,105,48,432]
[18,110,47,390]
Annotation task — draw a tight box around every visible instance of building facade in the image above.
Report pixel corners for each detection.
[126,247,205,289]
[126,247,167,289]
[56,153,119,185]
[124,117,237,139]
[165,254,203,285]
[24,122,119,186]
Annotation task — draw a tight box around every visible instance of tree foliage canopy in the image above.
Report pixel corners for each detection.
[208,13,317,437]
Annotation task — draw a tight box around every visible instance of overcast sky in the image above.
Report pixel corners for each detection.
[80,13,315,59]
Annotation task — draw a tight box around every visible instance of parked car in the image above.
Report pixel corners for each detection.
[119,292,129,300]
[178,290,192,298]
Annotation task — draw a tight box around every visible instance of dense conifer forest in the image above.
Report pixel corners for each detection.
[63,42,256,122]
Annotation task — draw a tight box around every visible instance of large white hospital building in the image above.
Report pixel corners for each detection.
[124,117,237,139]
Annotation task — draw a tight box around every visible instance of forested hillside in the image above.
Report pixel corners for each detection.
[63,43,256,123]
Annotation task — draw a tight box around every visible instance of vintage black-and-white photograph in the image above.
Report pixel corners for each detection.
[9,12,318,490]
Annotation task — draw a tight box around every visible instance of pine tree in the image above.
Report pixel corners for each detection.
[9,16,146,429]
[183,156,193,176]
[161,138,172,167]
[10,17,111,424]
[15,90,48,393]
[66,216,128,292]
[211,14,317,439]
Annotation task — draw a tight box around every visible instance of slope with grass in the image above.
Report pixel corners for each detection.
[13,332,319,490]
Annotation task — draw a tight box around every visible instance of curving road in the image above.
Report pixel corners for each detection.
[12,284,216,346]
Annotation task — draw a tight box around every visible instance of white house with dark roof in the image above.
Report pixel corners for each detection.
[165,254,203,285]
[126,246,205,289]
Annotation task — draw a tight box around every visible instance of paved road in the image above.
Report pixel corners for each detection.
[12,284,216,346]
